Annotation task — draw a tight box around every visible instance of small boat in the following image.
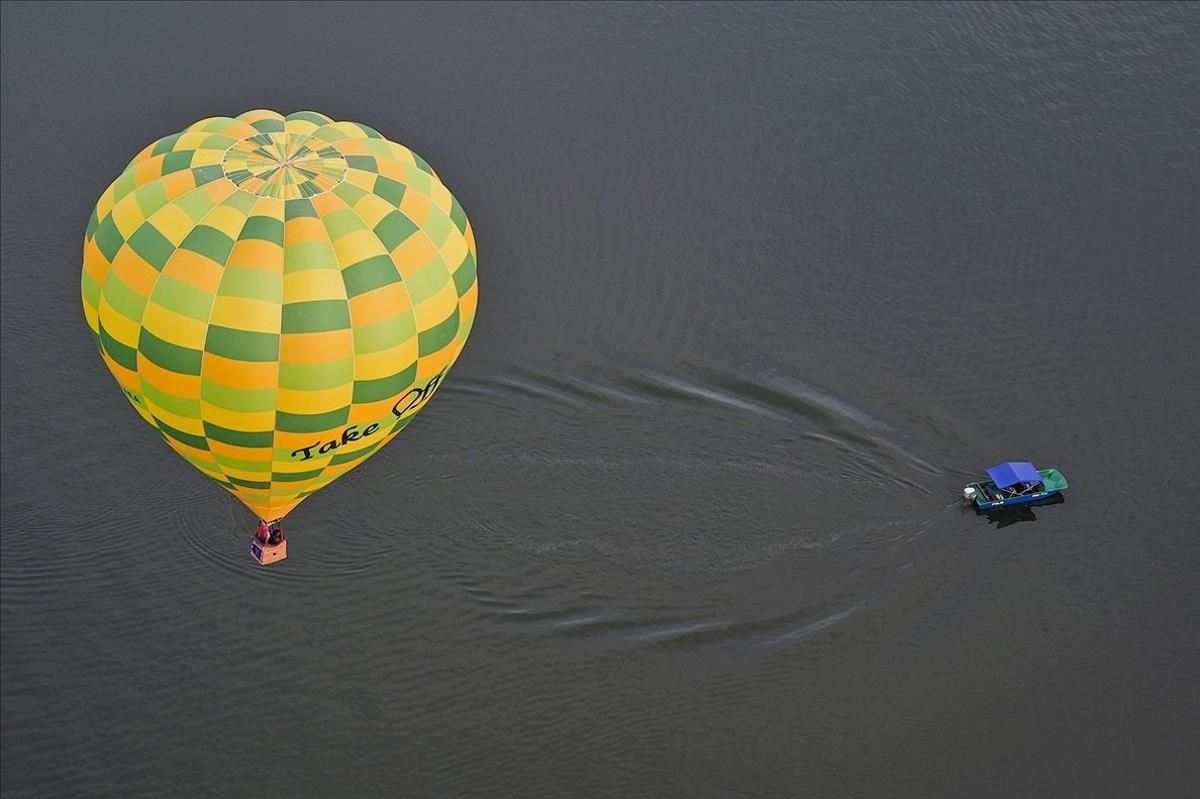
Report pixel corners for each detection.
[963,461,1068,510]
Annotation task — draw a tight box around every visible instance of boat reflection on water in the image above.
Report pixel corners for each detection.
[983,493,1066,528]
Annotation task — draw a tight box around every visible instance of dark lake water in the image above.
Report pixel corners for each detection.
[3,2,1198,796]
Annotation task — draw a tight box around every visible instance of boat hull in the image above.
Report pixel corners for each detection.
[973,489,1061,510]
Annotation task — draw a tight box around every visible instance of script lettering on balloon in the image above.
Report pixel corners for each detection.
[392,372,445,419]
[291,421,382,461]
[287,372,445,461]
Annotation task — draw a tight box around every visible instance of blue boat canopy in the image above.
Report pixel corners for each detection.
[988,461,1041,488]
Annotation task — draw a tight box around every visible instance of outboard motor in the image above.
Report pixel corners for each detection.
[962,486,977,504]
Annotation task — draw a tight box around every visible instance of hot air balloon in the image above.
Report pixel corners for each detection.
[80,110,478,564]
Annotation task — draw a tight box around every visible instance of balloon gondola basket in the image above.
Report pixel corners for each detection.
[251,521,287,565]
[251,538,287,565]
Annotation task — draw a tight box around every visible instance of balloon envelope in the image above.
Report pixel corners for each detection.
[81,110,477,520]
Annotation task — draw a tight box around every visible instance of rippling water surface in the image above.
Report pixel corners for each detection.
[3,3,1198,796]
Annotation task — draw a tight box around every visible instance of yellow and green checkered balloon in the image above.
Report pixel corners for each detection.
[81,110,478,521]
